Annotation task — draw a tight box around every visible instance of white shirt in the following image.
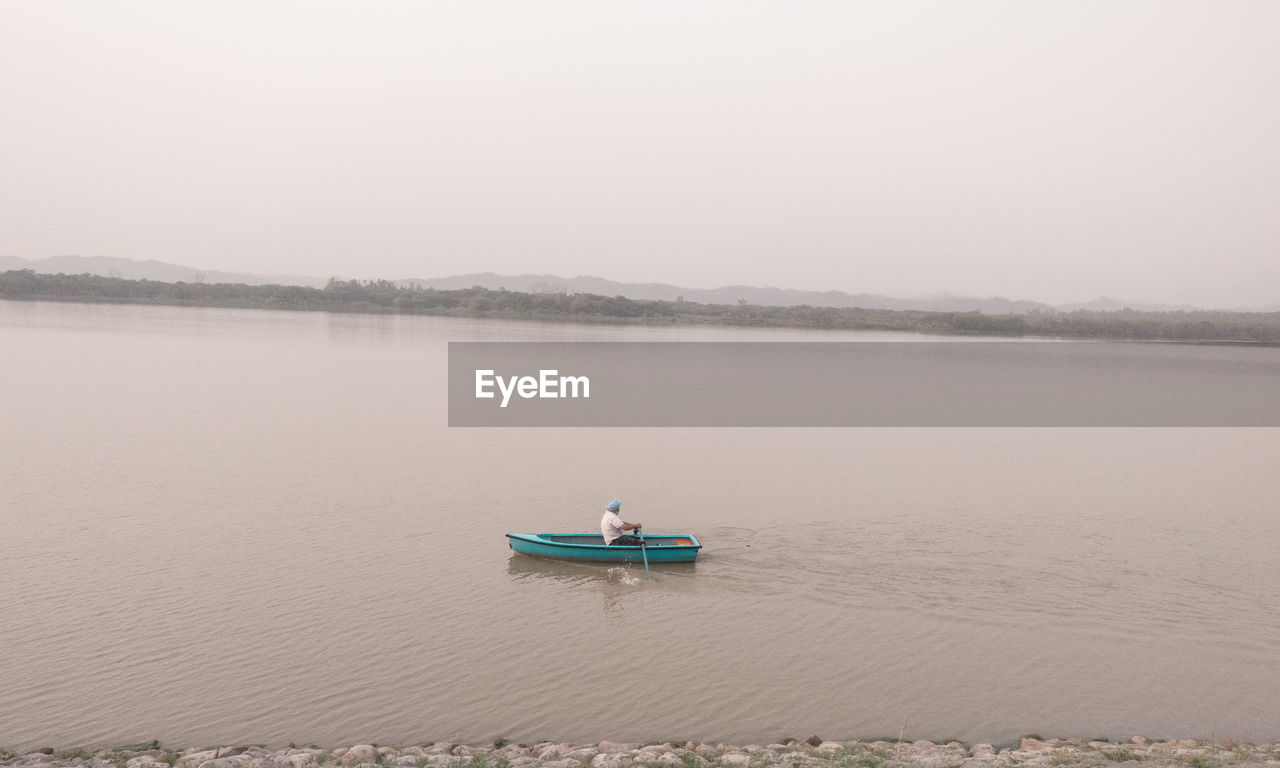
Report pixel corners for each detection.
[601,511,626,544]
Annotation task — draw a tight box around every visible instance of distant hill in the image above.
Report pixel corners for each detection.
[5,256,1276,314]
[398,271,1058,315]
[0,255,328,289]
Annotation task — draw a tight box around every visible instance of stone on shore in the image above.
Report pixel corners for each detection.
[197,757,252,768]
[561,748,598,765]
[596,744,639,756]
[589,753,632,768]
[340,746,379,766]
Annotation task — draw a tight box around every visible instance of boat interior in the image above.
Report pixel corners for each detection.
[539,534,696,547]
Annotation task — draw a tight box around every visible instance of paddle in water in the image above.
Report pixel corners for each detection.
[637,526,651,580]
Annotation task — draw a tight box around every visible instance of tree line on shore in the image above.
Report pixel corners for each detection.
[3,269,1279,344]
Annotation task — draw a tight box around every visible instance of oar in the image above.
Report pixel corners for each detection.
[637,526,651,581]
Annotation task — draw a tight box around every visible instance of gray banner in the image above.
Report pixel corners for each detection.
[448,341,1280,427]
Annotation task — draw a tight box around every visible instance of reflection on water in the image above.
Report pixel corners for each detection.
[506,553,700,615]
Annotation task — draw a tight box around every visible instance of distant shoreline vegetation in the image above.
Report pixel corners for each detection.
[3,269,1280,344]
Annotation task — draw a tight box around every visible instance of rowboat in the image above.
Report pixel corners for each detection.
[506,533,701,563]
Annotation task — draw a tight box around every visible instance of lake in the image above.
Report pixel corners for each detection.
[2,300,1278,750]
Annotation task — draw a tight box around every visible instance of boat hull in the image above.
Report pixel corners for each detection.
[506,533,701,563]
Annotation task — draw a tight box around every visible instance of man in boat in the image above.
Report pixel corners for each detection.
[601,499,644,546]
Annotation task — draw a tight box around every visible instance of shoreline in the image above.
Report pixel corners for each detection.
[5,272,1280,345]
[5,738,1279,768]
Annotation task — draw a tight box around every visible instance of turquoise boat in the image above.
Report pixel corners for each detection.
[506,533,701,563]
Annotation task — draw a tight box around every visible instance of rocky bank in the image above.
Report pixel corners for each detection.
[4,738,1279,768]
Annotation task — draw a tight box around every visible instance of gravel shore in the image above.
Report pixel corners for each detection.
[4,738,1279,768]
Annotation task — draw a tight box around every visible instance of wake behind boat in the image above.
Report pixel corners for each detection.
[506,533,702,563]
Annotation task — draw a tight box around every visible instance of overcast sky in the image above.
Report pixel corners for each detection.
[2,2,1278,306]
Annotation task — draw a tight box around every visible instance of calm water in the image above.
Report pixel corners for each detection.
[2,301,1278,750]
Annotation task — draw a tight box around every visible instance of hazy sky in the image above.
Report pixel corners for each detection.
[2,2,1278,306]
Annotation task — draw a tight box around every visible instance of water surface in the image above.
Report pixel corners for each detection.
[2,301,1277,749]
